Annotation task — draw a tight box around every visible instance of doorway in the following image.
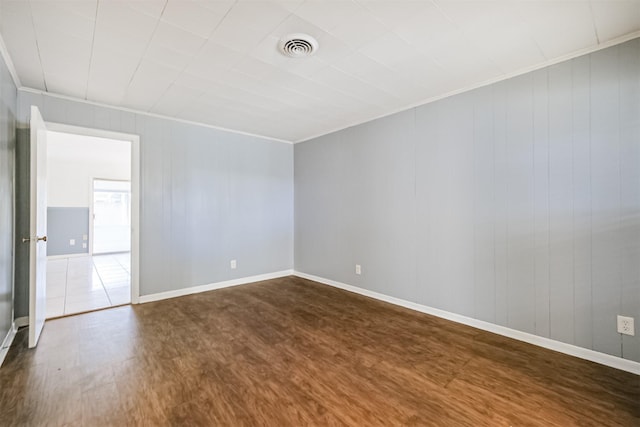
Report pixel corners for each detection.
[43,123,140,319]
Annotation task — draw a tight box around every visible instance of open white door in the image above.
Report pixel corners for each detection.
[28,106,48,348]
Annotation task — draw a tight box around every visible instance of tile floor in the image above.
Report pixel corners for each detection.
[46,253,131,319]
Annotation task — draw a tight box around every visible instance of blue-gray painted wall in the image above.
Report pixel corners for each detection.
[0,49,17,345]
[46,207,89,256]
[14,92,294,318]
[295,39,640,362]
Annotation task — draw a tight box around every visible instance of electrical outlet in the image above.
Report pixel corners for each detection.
[230,259,237,269]
[355,264,362,275]
[69,239,75,246]
[617,315,635,336]
[82,243,87,249]
[82,234,88,241]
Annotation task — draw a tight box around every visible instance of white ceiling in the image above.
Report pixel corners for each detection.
[1,1,639,143]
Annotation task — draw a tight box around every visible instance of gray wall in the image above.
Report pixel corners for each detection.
[0,49,16,343]
[14,91,294,317]
[46,207,89,256]
[295,39,640,362]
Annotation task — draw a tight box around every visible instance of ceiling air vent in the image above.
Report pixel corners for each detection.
[279,34,318,58]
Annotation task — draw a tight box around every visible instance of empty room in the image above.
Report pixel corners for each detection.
[0,1,638,425]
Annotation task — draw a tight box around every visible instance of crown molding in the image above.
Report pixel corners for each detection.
[0,31,21,89]
[295,31,640,144]
[18,87,294,144]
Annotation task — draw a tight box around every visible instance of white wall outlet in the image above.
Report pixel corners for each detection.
[82,234,88,241]
[82,243,87,249]
[230,259,237,269]
[617,315,635,336]
[69,239,75,246]
[355,264,362,275]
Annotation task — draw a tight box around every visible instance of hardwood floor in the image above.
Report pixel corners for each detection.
[1,276,638,426]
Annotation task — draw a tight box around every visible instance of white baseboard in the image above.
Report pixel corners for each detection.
[139,270,294,304]
[293,271,640,375]
[14,317,28,328]
[0,322,18,367]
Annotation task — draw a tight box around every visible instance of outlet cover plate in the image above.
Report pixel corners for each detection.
[617,315,635,336]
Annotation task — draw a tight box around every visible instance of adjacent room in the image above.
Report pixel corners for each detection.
[0,1,638,425]
[45,131,132,318]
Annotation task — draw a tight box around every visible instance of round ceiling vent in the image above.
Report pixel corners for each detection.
[279,33,319,58]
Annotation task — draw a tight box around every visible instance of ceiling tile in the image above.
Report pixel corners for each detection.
[145,43,193,71]
[232,56,280,80]
[435,0,546,73]
[393,3,462,54]
[151,83,204,117]
[270,13,326,45]
[0,1,45,89]
[359,32,423,69]
[37,34,92,95]
[151,21,206,54]
[329,8,390,49]
[183,40,244,78]
[144,20,206,68]
[161,0,234,39]
[293,0,363,33]
[87,46,140,104]
[31,0,98,20]
[313,32,353,63]
[210,1,292,52]
[333,52,421,99]
[519,1,597,59]
[172,71,223,92]
[93,1,158,58]
[358,0,433,30]
[591,0,640,41]
[122,59,181,111]
[30,0,96,41]
[311,65,402,108]
[97,1,158,34]
[45,71,87,99]
[126,0,167,18]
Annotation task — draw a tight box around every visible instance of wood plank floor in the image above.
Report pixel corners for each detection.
[1,276,638,426]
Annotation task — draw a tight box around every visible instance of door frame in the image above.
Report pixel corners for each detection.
[45,122,141,304]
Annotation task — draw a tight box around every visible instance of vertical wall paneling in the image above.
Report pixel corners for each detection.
[572,54,593,350]
[548,61,575,344]
[492,81,510,328]
[505,74,536,334]
[13,128,29,319]
[294,39,640,362]
[346,111,417,301]
[415,103,440,308]
[618,39,640,361]
[446,93,476,317]
[590,46,622,357]
[0,47,17,342]
[473,85,496,324]
[532,68,551,338]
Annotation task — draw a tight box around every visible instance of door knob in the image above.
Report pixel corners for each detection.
[23,236,47,243]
